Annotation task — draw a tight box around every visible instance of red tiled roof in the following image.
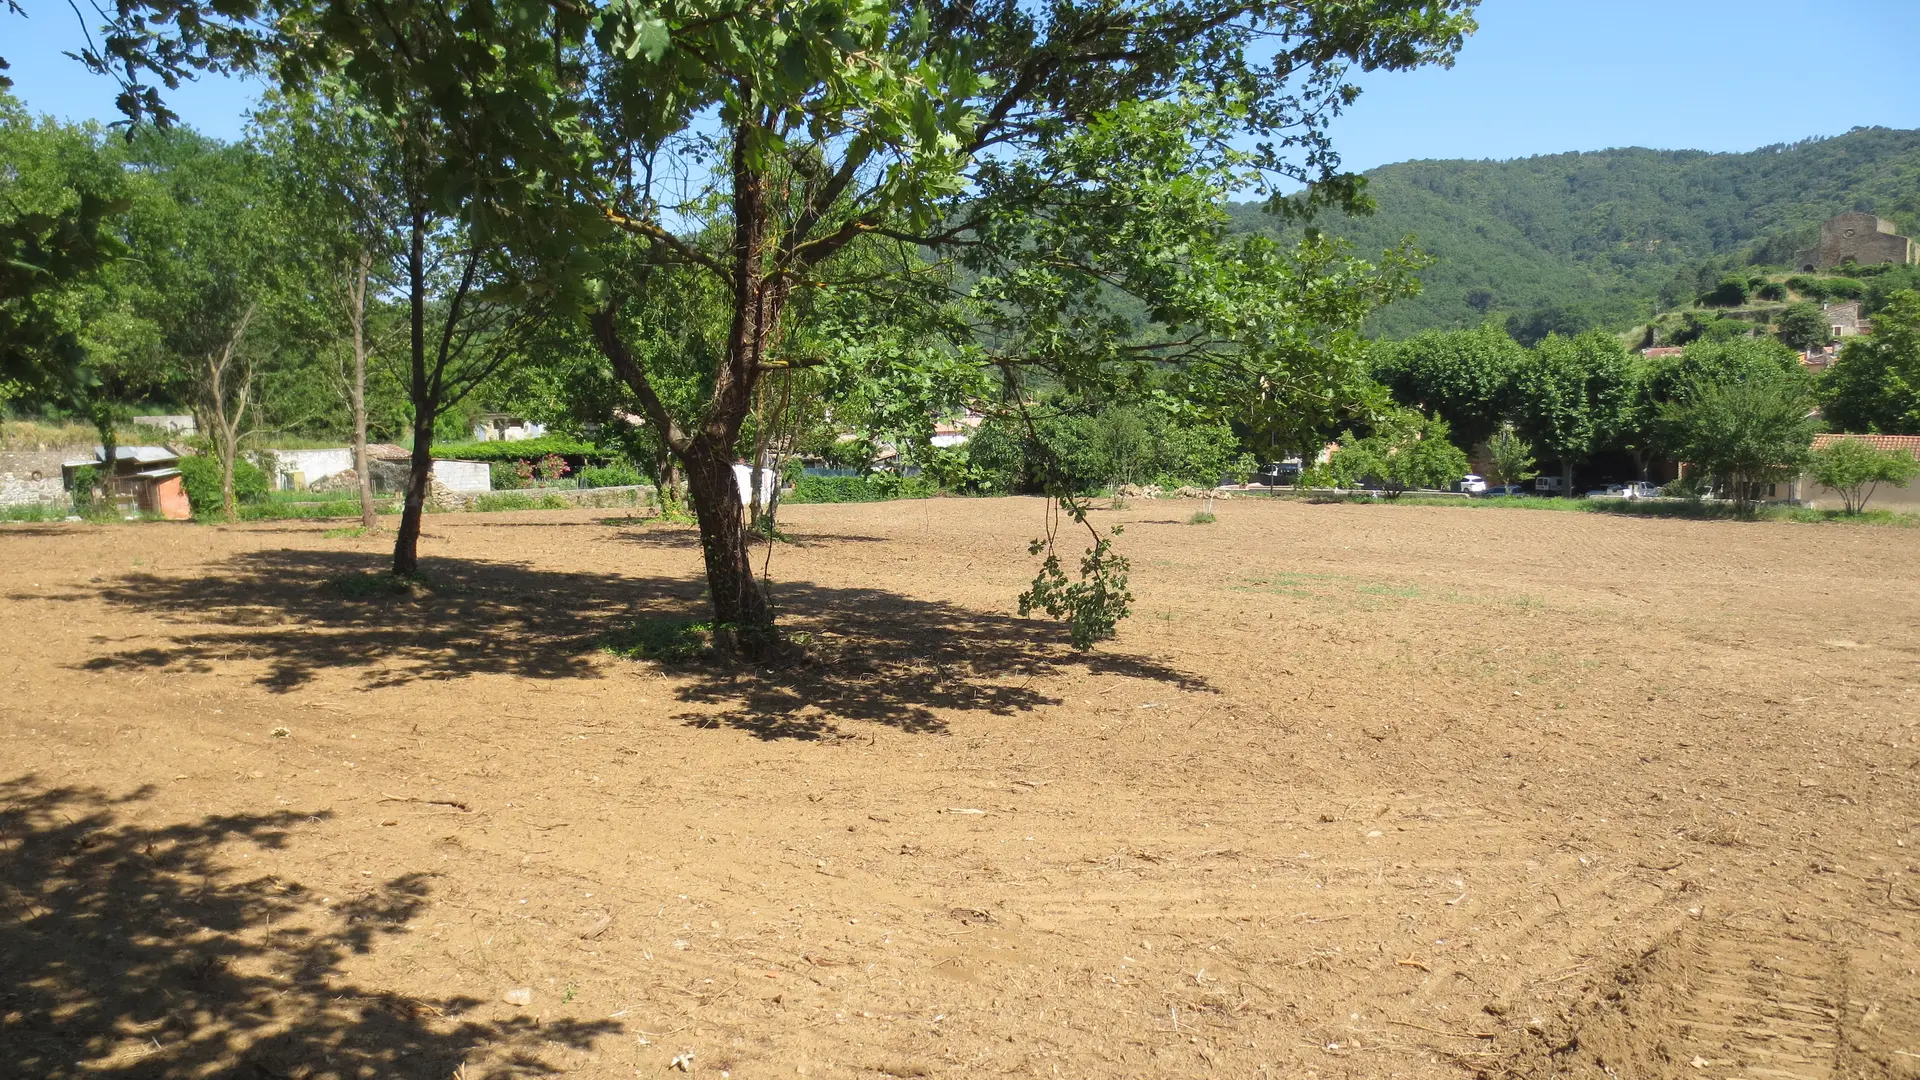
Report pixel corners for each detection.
[1812,433,1920,455]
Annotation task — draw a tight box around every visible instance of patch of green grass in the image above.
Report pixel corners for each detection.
[1187,509,1216,525]
[1356,582,1422,599]
[539,493,569,510]
[0,504,66,522]
[601,618,714,663]
[329,571,436,600]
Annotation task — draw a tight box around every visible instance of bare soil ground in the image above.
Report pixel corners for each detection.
[1,497,1916,1080]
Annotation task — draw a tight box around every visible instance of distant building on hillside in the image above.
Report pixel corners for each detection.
[1823,301,1870,339]
[1798,212,1916,272]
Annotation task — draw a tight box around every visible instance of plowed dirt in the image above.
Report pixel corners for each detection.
[1,496,1915,1079]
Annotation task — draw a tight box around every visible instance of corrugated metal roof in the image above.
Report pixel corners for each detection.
[92,445,180,464]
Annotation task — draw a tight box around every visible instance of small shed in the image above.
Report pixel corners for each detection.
[127,468,193,520]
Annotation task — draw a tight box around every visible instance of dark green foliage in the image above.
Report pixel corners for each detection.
[1658,368,1817,509]
[1505,305,1598,347]
[177,453,269,515]
[1512,331,1635,482]
[958,404,1249,495]
[1231,128,1920,336]
[1822,278,1865,300]
[576,463,644,488]
[788,474,937,504]
[431,436,603,463]
[1819,290,1920,433]
[1369,323,1526,448]
[1754,281,1788,302]
[1702,275,1750,308]
[1322,410,1472,496]
[1775,302,1831,350]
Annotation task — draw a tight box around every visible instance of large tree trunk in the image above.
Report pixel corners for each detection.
[1561,459,1575,498]
[682,437,770,637]
[348,250,378,531]
[392,207,430,577]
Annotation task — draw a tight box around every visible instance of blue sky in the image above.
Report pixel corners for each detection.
[3,0,1918,167]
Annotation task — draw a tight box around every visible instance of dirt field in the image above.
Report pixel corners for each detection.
[2,497,1916,1080]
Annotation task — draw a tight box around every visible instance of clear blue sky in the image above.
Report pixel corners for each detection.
[3,0,1918,165]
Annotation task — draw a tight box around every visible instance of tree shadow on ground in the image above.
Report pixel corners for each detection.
[52,548,1211,736]
[36,549,702,692]
[0,776,616,1079]
[672,579,1213,739]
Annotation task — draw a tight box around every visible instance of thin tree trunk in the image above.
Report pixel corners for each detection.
[348,249,378,530]
[393,207,430,577]
[1561,459,1575,498]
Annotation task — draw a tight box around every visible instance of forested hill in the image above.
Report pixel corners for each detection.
[1229,126,1920,338]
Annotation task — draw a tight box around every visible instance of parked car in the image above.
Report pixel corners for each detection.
[1247,462,1301,487]
[1533,475,1566,495]
[1457,473,1487,494]
[1586,481,1659,500]
[1483,484,1528,497]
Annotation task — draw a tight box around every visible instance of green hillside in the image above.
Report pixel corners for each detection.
[1229,126,1920,338]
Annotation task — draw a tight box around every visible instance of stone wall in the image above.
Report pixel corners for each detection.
[1810,212,1917,270]
[0,452,72,508]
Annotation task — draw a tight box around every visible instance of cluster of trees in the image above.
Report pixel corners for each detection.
[1365,293,1920,505]
[2,0,1482,649]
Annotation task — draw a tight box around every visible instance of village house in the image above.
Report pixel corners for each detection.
[1783,434,1920,513]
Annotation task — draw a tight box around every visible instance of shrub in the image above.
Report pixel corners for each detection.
[789,475,881,503]
[1701,275,1750,308]
[177,454,270,516]
[1754,281,1788,302]
[577,462,644,488]
[1823,277,1865,301]
[490,461,525,490]
[1786,276,1829,300]
[538,493,568,509]
[472,492,537,512]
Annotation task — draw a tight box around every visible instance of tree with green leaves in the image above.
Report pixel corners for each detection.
[255,85,408,531]
[1511,330,1634,494]
[1807,438,1919,514]
[1485,425,1537,491]
[1658,368,1816,511]
[1775,300,1831,352]
[233,0,1469,649]
[1819,290,1920,434]
[1369,321,1524,450]
[1323,408,1469,497]
[28,0,1476,650]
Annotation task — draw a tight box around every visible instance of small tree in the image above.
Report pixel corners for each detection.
[1659,370,1816,511]
[1486,426,1538,491]
[1775,301,1831,352]
[1807,438,1919,514]
[1326,410,1470,498]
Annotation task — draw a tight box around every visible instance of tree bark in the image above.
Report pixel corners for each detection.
[682,436,770,636]
[392,207,431,577]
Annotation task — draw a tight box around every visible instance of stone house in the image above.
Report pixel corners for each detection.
[1784,434,1920,513]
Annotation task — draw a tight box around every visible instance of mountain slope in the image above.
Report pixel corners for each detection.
[1230,126,1920,338]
